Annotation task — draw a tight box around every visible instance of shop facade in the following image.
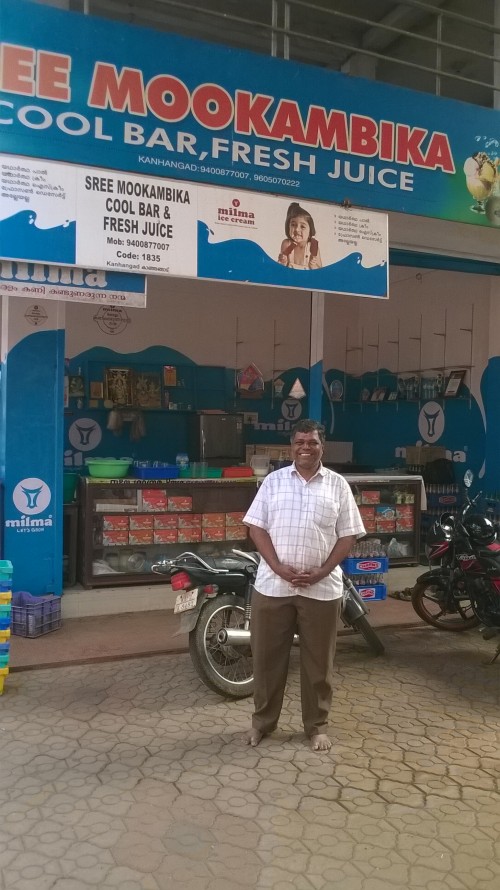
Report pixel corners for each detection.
[1,0,500,600]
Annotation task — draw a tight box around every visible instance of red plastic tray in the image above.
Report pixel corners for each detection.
[222,466,254,478]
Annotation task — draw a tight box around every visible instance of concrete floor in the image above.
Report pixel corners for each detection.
[1,624,500,890]
[9,567,423,670]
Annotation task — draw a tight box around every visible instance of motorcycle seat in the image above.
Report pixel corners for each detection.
[209,554,259,573]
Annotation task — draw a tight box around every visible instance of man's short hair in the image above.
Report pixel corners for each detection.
[290,419,326,444]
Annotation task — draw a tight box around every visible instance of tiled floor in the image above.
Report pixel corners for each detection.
[2,624,500,889]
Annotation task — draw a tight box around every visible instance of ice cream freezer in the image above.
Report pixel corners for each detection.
[342,474,425,566]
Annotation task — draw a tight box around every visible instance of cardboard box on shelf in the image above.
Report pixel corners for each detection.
[178,528,202,543]
[359,505,375,520]
[103,515,129,530]
[153,514,178,529]
[376,519,396,533]
[245,445,291,463]
[363,519,377,533]
[167,496,193,512]
[141,490,168,511]
[375,505,396,520]
[361,490,381,504]
[225,525,248,540]
[396,505,414,518]
[405,445,447,466]
[129,530,154,545]
[225,511,246,526]
[102,530,129,546]
[396,518,414,531]
[129,515,154,530]
[177,513,202,529]
[202,512,225,528]
[154,529,178,544]
[202,527,226,542]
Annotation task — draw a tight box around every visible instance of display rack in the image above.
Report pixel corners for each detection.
[343,474,424,566]
[78,477,257,588]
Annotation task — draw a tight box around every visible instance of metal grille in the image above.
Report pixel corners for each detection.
[43,1,500,107]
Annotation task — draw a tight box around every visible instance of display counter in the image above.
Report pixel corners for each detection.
[343,474,425,566]
[78,477,257,589]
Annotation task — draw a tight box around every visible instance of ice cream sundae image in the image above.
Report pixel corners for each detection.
[463,151,497,213]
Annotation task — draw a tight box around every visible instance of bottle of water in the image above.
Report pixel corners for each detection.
[176,452,189,469]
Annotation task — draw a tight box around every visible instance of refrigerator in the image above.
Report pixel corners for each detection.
[187,413,244,465]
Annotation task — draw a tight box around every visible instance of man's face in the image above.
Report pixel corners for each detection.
[291,430,324,472]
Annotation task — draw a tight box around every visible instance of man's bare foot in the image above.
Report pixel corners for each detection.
[245,728,264,747]
[310,733,332,752]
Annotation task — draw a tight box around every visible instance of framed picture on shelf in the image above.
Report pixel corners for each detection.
[361,387,371,402]
[444,369,466,398]
[387,391,398,401]
[163,365,177,386]
[105,367,133,406]
[370,387,387,401]
[329,379,344,401]
[89,381,104,399]
[134,372,162,409]
[68,375,85,398]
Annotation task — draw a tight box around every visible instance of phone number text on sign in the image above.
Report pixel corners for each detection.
[75,170,198,276]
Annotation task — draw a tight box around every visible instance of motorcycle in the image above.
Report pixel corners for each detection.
[412,469,500,660]
[153,549,385,698]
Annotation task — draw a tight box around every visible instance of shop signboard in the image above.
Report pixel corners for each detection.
[0,154,389,298]
[0,1,499,228]
[0,260,147,307]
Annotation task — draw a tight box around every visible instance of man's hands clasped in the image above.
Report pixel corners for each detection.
[274,563,331,588]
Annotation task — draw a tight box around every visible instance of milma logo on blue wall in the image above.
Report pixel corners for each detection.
[418,402,445,443]
[5,477,53,532]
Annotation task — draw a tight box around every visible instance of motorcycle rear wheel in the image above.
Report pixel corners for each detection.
[411,580,480,631]
[189,594,254,698]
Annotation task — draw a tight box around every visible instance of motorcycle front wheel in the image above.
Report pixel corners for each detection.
[411,579,480,631]
[350,615,385,656]
[189,594,254,698]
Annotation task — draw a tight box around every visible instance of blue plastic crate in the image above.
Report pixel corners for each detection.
[427,493,460,508]
[11,598,62,638]
[0,560,13,583]
[132,464,180,480]
[355,583,387,601]
[342,556,389,575]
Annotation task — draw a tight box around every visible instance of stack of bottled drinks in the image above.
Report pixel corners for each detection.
[341,540,388,602]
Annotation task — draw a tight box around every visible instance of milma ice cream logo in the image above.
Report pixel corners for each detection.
[5,478,52,532]
[217,198,255,227]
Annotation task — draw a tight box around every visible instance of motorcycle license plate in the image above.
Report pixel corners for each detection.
[174,589,198,614]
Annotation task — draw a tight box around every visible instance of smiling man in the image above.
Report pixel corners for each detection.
[243,419,365,752]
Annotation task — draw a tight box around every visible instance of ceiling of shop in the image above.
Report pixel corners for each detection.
[67,0,499,108]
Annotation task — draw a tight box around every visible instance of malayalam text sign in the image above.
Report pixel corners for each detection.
[0,154,388,298]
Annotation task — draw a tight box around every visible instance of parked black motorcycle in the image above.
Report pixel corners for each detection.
[412,470,500,659]
[153,549,384,698]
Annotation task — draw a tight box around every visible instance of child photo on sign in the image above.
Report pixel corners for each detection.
[278,202,322,270]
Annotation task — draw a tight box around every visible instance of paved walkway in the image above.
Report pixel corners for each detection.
[2,624,500,890]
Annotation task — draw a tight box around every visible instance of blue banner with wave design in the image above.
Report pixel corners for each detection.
[0,155,388,298]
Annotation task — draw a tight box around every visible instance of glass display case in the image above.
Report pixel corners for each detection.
[78,477,257,588]
[343,474,424,566]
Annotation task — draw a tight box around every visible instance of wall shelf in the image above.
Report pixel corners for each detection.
[338,308,475,410]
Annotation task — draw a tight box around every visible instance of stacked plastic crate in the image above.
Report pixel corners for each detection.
[0,560,13,695]
[341,548,389,602]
